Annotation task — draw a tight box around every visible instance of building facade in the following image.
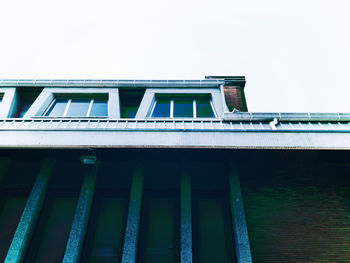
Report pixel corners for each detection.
[0,77,350,263]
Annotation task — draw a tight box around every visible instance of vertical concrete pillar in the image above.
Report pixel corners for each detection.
[121,161,145,263]
[229,162,252,263]
[5,158,56,263]
[181,164,192,263]
[62,164,98,263]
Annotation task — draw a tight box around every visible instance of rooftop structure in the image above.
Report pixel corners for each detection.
[0,77,349,263]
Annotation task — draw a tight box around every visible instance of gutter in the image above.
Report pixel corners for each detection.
[223,112,350,122]
[0,79,224,88]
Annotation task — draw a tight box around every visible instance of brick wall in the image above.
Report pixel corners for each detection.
[240,151,350,263]
[223,86,248,112]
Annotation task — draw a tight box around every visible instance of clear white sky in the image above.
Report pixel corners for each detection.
[0,0,349,112]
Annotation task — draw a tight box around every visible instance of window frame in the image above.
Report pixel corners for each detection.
[149,95,217,119]
[0,88,16,118]
[135,88,223,119]
[43,97,108,117]
[119,89,146,119]
[25,88,119,118]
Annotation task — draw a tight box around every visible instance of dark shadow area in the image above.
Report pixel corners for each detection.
[0,148,349,262]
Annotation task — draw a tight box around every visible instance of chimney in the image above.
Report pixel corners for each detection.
[205,76,248,112]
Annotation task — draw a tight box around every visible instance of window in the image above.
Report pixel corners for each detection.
[44,95,108,117]
[0,196,27,262]
[119,89,145,118]
[0,158,41,262]
[82,197,128,262]
[25,197,78,262]
[192,194,235,263]
[0,93,3,103]
[150,95,215,118]
[24,157,85,263]
[138,194,179,263]
[11,88,43,118]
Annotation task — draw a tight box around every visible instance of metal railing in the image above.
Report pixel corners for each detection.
[0,118,349,132]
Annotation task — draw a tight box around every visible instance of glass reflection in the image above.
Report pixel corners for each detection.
[196,99,214,118]
[173,99,193,117]
[152,99,170,117]
[90,100,108,117]
[66,99,90,117]
[45,99,68,117]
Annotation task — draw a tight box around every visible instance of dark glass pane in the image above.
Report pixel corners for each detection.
[120,90,145,118]
[25,197,77,263]
[152,99,170,117]
[90,100,108,117]
[193,196,235,263]
[49,159,85,192]
[18,103,32,118]
[0,95,3,103]
[83,197,128,263]
[45,99,68,117]
[173,98,193,117]
[0,196,27,262]
[196,99,215,118]
[138,196,178,263]
[66,99,90,117]
[1,159,40,191]
[122,105,138,118]
[11,88,43,118]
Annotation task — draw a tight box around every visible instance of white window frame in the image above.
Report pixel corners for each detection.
[135,88,223,119]
[0,88,16,118]
[149,96,217,118]
[43,98,102,117]
[25,88,119,118]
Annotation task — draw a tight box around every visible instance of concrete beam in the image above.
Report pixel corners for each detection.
[229,162,252,263]
[180,164,192,263]
[62,164,98,263]
[5,158,56,263]
[121,161,145,263]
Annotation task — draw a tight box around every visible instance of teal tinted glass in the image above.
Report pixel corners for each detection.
[138,197,178,263]
[196,99,214,118]
[173,98,193,117]
[66,99,90,116]
[25,197,77,262]
[120,90,145,118]
[193,196,235,263]
[90,100,108,117]
[83,197,128,262]
[152,99,170,117]
[122,105,138,118]
[18,102,32,118]
[45,99,68,116]
[13,88,42,118]
[0,196,27,263]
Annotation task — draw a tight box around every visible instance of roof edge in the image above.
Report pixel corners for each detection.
[223,112,350,122]
[205,76,246,88]
[0,79,224,88]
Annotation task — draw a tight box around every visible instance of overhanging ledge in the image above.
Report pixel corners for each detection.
[0,130,350,149]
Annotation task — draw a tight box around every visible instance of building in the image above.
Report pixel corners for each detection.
[0,77,350,263]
